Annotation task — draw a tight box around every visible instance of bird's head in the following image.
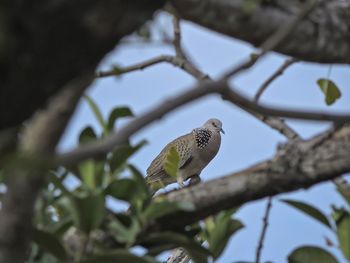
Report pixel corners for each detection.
[203,118,225,134]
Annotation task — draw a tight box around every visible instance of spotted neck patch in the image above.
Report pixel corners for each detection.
[194,128,212,148]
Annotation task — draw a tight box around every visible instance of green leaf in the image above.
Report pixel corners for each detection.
[142,200,195,222]
[106,179,143,205]
[141,232,209,263]
[336,214,350,260]
[317,78,341,105]
[32,228,68,261]
[336,181,350,206]
[204,209,244,259]
[79,126,97,145]
[108,217,141,245]
[288,246,338,263]
[107,107,134,132]
[109,140,147,172]
[82,250,156,263]
[84,95,108,133]
[281,199,332,229]
[163,146,180,178]
[70,191,105,233]
[128,164,151,201]
[78,160,105,189]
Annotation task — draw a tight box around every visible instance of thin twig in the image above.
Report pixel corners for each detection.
[256,197,273,263]
[96,55,208,80]
[254,58,298,102]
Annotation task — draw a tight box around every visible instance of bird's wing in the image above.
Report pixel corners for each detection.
[146,133,193,184]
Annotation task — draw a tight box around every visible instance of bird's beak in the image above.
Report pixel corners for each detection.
[220,128,225,134]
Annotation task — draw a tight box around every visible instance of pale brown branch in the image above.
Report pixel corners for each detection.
[56,81,228,166]
[254,58,298,102]
[222,88,350,123]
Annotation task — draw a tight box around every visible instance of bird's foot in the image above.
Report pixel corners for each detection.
[188,174,201,186]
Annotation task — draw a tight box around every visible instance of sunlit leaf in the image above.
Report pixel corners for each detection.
[281,199,332,229]
[84,95,108,133]
[108,217,141,245]
[32,228,68,261]
[288,246,338,263]
[317,78,341,105]
[78,160,105,189]
[107,107,134,132]
[336,214,350,260]
[204,209,244,259]
[163,146,180,179]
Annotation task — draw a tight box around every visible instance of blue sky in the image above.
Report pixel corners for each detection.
[59,13,350,263]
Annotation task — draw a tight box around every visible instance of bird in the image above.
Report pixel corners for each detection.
[146,118,224,194]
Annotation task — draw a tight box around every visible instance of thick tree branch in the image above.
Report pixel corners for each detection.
[0,76,92,263]
[150,124,350,230]
[0,0,164,130]
[170,0,350,64]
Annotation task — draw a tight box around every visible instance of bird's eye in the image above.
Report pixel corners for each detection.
[212,122,216,127]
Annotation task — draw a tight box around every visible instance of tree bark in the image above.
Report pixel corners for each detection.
[0,0,164,130]
[150,125,350,230]
[170,0,350,63]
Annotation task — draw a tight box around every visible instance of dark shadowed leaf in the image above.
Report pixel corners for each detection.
[336,214,350,260]
[142,200,195,222]
[70,191,105,234]
[317,78,341,105]
[32,228,68,261]
[141,232,209,263]
[82,250,156,263]
[106,178,144,206]
[336,181,350,205]
[288,246,338,263]
[281,199,332,229]
[164,146,180,178]
[109,140,147,172]
[84,95,108,133]
[128,164,151,200]
[79,126,97,145]
[107,106,134,131]
[108,217,141,245]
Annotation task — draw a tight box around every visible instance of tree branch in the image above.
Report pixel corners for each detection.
[0,76,92,263]
[254,58,298,102]
[255,197,273,263]
[170,0,350,64]
[149,124,350,230]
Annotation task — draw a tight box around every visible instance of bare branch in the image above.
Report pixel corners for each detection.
[255,197,273,263]
[222,88,350,123]
[56,81,228,166]
[96,55,208,80]
[254,58,298,102]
